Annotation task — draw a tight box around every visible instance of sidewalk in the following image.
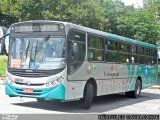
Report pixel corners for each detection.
[149,80,160,89]
[149,85,160,89]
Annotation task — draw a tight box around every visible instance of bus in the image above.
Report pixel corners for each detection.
[5,20,158,109]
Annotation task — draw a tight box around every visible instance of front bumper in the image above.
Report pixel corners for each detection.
[5,81,65,100]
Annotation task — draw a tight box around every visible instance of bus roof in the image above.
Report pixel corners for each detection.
[11,20,157,49]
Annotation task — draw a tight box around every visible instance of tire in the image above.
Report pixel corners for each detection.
[37,98,45,102]
[81,83,93,109]
[125,79,141,98]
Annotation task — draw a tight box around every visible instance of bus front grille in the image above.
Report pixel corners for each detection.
[8,67,65,78]
[15,82,45,86]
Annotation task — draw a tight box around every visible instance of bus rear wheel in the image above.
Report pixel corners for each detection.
[125,79,141,98]
[81,83,93,109]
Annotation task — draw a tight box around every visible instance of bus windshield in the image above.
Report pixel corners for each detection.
[9,37,66,70]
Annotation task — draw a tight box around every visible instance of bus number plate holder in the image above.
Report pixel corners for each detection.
[23,88,33,94]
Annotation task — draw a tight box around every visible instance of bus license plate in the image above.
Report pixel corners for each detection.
[23,88,33,94]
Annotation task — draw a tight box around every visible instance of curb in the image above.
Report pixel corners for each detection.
[149,85,160,89]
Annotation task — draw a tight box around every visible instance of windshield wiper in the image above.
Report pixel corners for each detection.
[26,41,30,60]
[34,35,50,61]
[35,35,50,52]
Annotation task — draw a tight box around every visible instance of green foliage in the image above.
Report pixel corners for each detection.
[143,0,160,20]
[116,9,160,44]
[143,0,160,45]
[0,55,7,77]
[100,0,135,32]
[2,0,104,29]
[100,0,160,44]
[0,0,21,18]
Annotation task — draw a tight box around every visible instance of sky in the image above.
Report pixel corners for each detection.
[121,0,143,8]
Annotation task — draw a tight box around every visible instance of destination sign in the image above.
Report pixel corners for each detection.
[12,23,64,33]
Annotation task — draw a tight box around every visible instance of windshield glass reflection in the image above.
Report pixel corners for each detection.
[9,37,66,70]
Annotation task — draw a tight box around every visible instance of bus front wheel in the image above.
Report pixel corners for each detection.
[125,79,141,98]
[81,83,93,109]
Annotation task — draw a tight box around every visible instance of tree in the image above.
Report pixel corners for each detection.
[116,9,160,44]
[0,0,105,29]
[100,0,160,44]
[143,0,160,21]
[0,0,20,26]
[100,0,135,32]
[143,0,160,45]
[0,0,21,19]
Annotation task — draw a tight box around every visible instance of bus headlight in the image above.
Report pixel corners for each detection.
[52,80,59,86]
[46,76,64,87]
[57,76,64,84]
[46,83,52,87]
[46,80,59,87]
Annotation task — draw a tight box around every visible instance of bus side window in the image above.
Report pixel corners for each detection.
[68,29,86,73]
[140,47,144,55]
[88,34,104,62]
[108,40,118,51]
[130,45,137,64]
[119,42,130,63]
[107,40,119,62]
[151,49,157,65]
[131,45,137,54]
[119,42,128,52]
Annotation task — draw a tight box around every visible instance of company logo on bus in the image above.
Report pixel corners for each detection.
[110,64,115,71]
[104,64,119,77]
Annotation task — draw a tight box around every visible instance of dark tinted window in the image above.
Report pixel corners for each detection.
[68,30,85,42]
[107,40,118,51]
[140,47,144,55]
[119,53,130,63]
[151,49,157,57]
[145,48,149,56]
[131,45,137,54]
[88,35,103,49]
[119,43,129,52]
[88,49,104,61]
[108,52,119,62]
[139,56,145,64]
[88,34,104,62]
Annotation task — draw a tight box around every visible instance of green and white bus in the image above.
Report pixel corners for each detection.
[5,20,158,109]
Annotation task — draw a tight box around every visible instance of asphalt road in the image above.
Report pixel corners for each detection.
[1,82,160,120]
